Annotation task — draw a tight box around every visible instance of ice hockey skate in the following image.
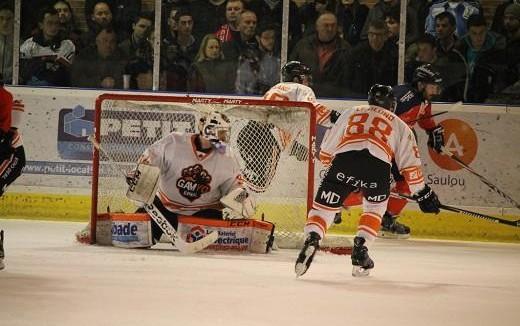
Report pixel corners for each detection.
[351,236,374,277]
[0,230,5,270]
[378,212,410,239]
[295,232,320,277]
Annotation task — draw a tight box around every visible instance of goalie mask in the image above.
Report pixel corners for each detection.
[199,111,231,144]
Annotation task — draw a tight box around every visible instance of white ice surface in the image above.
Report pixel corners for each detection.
[1,219,520,326]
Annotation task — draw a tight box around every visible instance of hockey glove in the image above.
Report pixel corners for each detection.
[427,125,444,153]
[413,185,441,214]
[0,130,15,161]
[221,187,257,219]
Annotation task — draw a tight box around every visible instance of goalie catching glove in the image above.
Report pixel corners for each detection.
[413,184,441,214]
[220,187,257,219]
[427,125,444,153]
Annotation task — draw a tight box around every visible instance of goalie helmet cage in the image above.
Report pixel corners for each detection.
[91,93,351,250]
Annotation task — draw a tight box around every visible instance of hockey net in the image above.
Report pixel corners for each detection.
[91,93,351,250]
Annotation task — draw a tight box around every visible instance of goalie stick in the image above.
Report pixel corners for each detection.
[395,193,520,228]
[440,147,520,210]
[88,135,218,253]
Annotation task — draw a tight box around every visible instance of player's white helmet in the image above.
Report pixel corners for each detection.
[199,111,231,144]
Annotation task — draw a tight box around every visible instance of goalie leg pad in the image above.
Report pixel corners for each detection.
[177,217,275,253]
[111,213,153,248]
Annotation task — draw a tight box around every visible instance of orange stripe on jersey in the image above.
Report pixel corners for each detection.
[306,215,327,234]
[400,166,424,185]
[358,212,382,235]
[312,201,340,212]
[337,135,394,161]
[316,104,331,124]
[264,92,289,101]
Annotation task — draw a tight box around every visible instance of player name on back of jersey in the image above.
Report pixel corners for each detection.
[359,105,396,121]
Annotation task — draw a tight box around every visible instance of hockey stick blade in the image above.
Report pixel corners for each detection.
[89,135,219,253]
[440,147,520,210]
[143,203,218,254]
[439,204,520,228]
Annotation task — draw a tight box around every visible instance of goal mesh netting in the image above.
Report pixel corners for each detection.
[91,94,350,250]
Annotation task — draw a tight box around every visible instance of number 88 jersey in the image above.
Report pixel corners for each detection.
[319,104,426,194]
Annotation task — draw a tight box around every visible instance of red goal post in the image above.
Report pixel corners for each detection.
[90,93,350,250]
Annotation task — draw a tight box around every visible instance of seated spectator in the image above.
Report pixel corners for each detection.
[85,0,141,41]
[425,0,480,38]
[163,9,198,75]
[300,0,335,36]
[189,0,227,41]
[335,0,369,47]
[83,1,116,47]
[53,0,83,52]
[215,0,244,43]
[408,0,433,36]
[405,33,465,102]
[247,0,302,51]
[434,11,458,57]
[455,14,506,103]
[125,60,167,90]
[222,10,260,64]
[384,4,419,46]
[344,19,397,97]
[20,7,75,86]
[71,28,127,89]
[235,22,281,95]
[0,4,13,83]
[119,12,153,62]
[256,23,281,92]
[290,11,351,97]
[496,2,520,99]
[188,33,236,93]
[491,0,518,37]
[360,0,418,43]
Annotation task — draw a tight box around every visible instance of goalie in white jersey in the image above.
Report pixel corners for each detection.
[133,111,257,245]
[295,84,442,277]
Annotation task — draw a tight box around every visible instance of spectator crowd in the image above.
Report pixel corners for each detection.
[0,0,518,104]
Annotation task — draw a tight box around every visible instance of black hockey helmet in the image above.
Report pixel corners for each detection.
[281,61,312,84]
[412,64,443,86]
[368,84,396,112]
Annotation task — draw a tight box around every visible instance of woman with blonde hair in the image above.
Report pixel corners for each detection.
[188,34,236,93]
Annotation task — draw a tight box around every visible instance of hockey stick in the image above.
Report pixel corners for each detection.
[88,135,218,253]
[406,111,448,124]
[440,147,520,209]
[438,204,520,228]
[394,192,520,228]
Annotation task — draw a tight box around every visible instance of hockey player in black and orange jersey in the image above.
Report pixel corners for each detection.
[295,84,441,277]
[377,64,445,238]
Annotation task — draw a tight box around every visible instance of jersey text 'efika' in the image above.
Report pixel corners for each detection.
[319,105,426,194]
[139,133,243,215]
